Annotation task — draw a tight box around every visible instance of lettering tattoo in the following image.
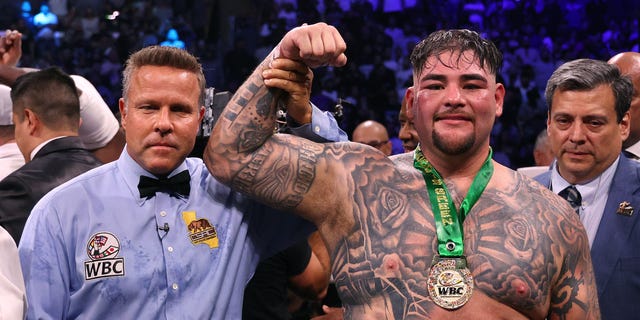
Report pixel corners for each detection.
[232,137,322,210]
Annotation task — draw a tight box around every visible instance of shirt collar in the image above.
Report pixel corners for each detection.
[550,155,619,205]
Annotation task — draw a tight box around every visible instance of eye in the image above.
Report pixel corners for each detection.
[139,105,157,111]
[463,83,481,89]
[587,120,604,127]
[171,104,194,114]
[553,116,572,129]
[425,84,444,90]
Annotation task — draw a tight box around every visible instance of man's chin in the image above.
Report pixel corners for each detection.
[142,158,180,176]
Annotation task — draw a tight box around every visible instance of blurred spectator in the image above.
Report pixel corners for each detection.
[517,129,554,178]
[398,89,418,153]
[49,0,69,20]
[19,1,34,29]
[99,47,122,91]
[223,37,258,92]
[609,52,640,160]
[0,67,103,244]
[352,120,392,156]
[160,28,186,49]
[80,7,100,40]
[33,3,58,32]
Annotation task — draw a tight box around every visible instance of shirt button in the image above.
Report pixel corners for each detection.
[172,283,179,290]
[160,211,167,217]
[167,246,174,252]
[314,125,320,133]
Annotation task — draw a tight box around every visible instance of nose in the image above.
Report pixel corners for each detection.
[155,107,173,136]
[444,85,464,108]
[568,122,585,144]
[399,124,410,140]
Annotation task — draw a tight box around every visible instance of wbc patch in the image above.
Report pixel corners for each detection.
[84,232,125,280]
[182,211,218,248]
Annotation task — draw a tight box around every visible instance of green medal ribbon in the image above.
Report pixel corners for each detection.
[413,144,494,257]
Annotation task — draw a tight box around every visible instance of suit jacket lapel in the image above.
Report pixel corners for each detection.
[590,156,640,295]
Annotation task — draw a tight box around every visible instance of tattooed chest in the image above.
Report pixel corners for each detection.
[331,190,555,315]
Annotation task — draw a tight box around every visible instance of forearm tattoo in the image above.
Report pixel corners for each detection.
[232,137,323,210]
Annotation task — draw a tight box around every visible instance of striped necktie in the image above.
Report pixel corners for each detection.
[558,185,581,215]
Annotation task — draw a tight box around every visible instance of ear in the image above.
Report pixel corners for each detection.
[405,86,415,120]
[24,109,39,135]
[494,83,505,117]
[119,98,127,130]
[620,111,631,141]
[198,105,205,123]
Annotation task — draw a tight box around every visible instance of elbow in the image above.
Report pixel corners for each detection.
[203,143,234,186]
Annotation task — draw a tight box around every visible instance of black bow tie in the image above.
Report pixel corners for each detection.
[138,170,191,198]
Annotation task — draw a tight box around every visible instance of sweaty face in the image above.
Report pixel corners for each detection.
[547,84,629,184]
[410,51,504,157]
[119,65,204,176]
[398,99,418,152]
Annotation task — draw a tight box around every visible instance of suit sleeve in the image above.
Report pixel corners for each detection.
[0,176,36,244]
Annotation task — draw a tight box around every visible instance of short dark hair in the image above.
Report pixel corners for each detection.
[410,29,503,78]
[11,67,80,131]
[545,59,633,122]
[122,45,206,106]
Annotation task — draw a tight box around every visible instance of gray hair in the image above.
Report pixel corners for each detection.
[544,58,633,122]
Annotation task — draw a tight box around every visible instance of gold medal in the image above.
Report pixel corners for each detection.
[427,257,474,310]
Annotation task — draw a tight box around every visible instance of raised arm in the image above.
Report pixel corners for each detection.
[204,23,348,224]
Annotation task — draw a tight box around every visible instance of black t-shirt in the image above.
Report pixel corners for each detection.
[242,239,312,319]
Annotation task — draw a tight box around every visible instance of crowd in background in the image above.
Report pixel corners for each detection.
[0,0,638,168]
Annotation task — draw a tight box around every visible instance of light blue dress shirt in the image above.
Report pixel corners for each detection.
[19,106,347,319]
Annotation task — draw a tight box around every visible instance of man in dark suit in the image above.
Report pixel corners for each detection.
[0,67,102,244]
[534,58,640,319]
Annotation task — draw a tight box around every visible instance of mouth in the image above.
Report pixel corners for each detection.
[402,143,417,151]
[434,113,472,124]
[148,142,177,151]
[563,149,591,159]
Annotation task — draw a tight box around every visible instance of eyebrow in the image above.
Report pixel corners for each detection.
[419,73,488,83]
